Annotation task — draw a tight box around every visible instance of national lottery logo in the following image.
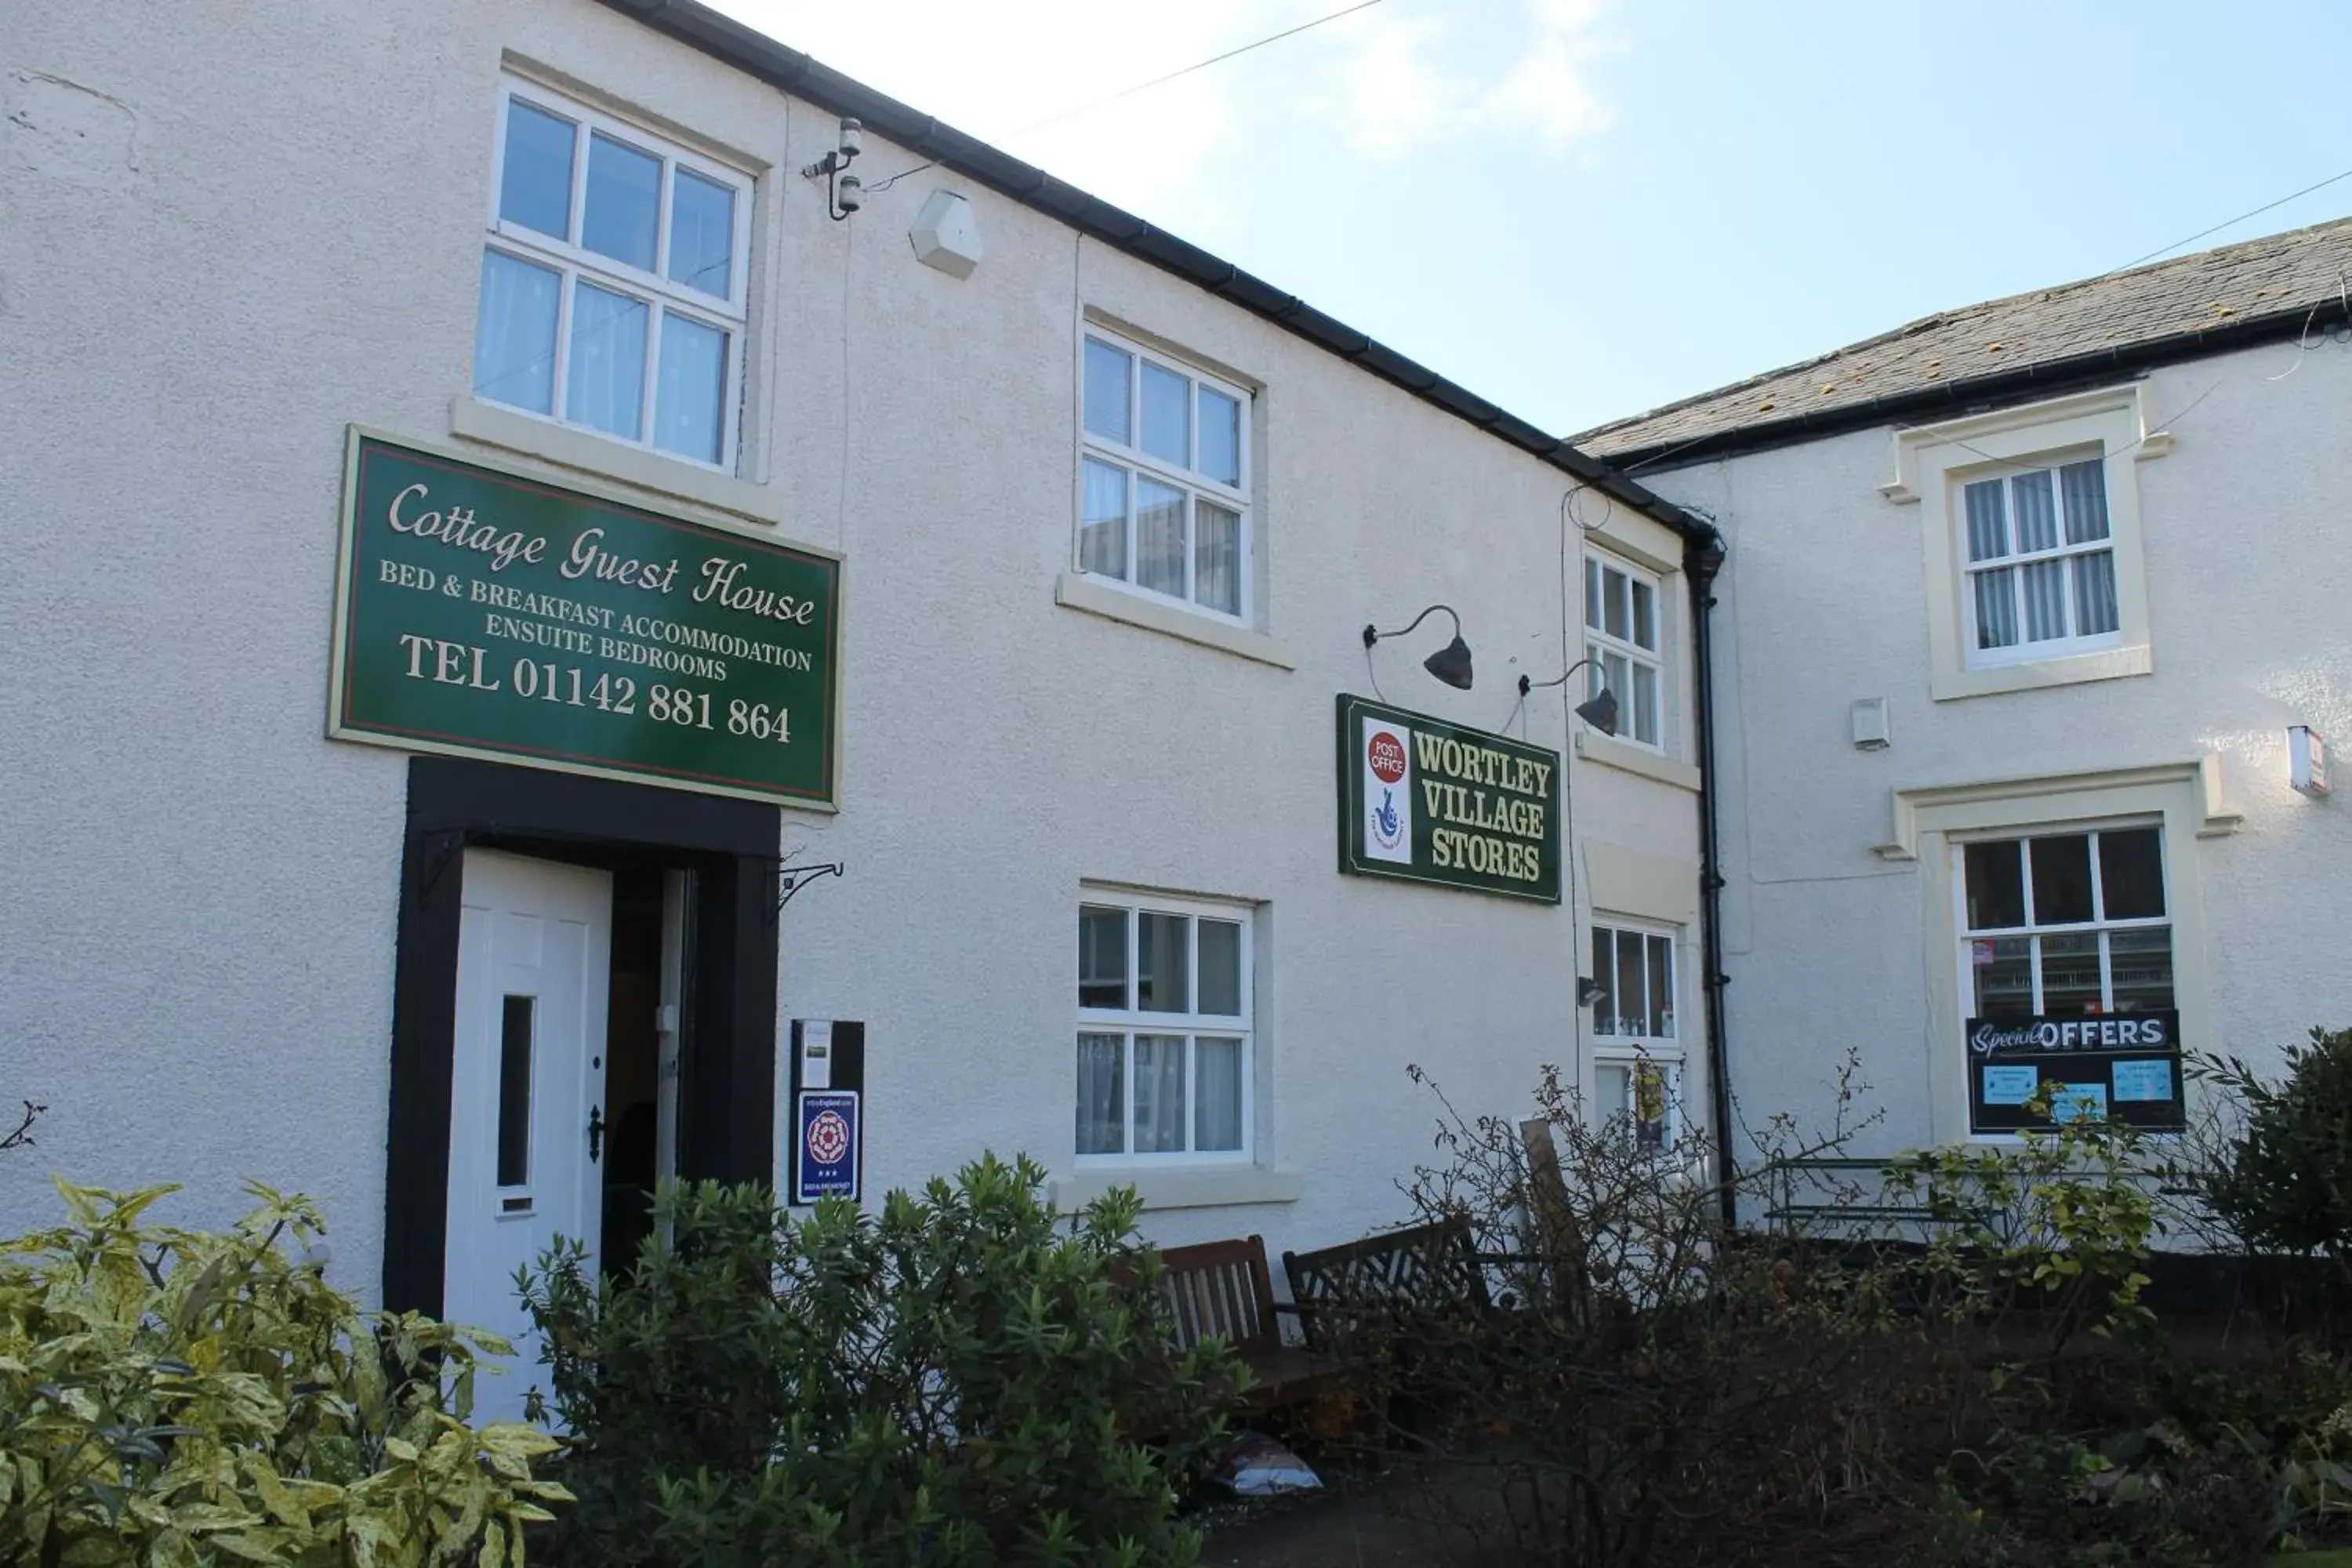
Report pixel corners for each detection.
[1366,729,1409,851]
[807,1108,851,1165]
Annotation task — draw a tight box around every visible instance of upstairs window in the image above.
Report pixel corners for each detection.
[474,78,751,469]
[1584,555,1663,748]
[1962,459,2118,664]
[1078,330,1253,622]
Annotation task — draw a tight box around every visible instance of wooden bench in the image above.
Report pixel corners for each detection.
[1279,1215,1490,1350]
[1154,1234,1348,1414]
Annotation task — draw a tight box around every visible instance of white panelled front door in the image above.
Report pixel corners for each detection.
[445,849,612,1426]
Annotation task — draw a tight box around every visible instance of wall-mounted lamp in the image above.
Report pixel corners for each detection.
[800,117,864,221]
[1518,657,1619,736]
[1576,976,1606,1007]
[1363,604,1474,691]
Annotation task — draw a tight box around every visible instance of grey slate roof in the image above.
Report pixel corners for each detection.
[1577,216,2352,467]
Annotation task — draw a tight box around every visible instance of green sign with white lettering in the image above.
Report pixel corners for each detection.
[328,429,840,807]
[1335,693,1562,903]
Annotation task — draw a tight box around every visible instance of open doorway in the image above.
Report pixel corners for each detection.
[600,867,688,1276]
[386,756,780,1348]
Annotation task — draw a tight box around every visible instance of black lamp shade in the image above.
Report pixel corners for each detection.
[1574,686,1619,736]
[1422,635,1474,691]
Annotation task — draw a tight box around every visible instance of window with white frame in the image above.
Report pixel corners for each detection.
[1589,922,1679,1151]
[1076,894,1251,1162]
[1961,459,2119,664]
[1584,556,1664,749]
[474,78,752,469]
[1959,825,2172,1022]
[1077,330,1252,621]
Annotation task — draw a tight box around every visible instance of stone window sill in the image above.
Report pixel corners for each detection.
[1054,573,1298,670]
[1049,1166,1304,1213]
[1575,731,1702,792]
[1931,642,2153,702]
[448,395,785,529]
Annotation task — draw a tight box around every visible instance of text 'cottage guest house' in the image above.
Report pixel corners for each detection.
[4,0,1726,1416]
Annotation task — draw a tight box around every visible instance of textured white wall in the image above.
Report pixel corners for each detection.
[0,4,1706,1287]
[1639,343,2352,1156]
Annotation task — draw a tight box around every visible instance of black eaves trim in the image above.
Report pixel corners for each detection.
[594,0,1720,553]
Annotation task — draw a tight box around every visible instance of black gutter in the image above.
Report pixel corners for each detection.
[597,0,1719,554]
[1595,299,2348,473]
[1686,534,1735,1228]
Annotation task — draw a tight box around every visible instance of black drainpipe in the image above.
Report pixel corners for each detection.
[1686,532,1736,1229]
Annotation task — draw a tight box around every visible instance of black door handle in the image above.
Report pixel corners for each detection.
[587,1105,604,1164]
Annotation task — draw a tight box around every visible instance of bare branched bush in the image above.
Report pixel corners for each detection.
[1314,1055,1923,1567]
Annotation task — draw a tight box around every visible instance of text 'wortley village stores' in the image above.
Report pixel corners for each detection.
[329,432,842,806]
[1338,695,1562,902]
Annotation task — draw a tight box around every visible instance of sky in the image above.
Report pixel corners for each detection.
[713,0,2352,440]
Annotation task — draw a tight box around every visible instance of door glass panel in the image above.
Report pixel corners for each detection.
[2029,834,2095,924]
[497,995,535,1188]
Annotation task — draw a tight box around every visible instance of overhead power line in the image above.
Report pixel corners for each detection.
[2107,163,2352,275]
[869,0,1386,194]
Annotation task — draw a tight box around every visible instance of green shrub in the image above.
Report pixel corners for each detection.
[2197,1028,2352,1267]
[0,1178,568,1566]
[1888,1086,2161,1351]
[521,1152,1243,1568]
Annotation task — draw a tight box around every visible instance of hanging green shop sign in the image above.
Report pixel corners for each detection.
[328,430,840,807]
[1335,694,1561,904]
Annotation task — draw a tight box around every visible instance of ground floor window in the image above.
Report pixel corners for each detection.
[1958,822,2183,1131]
[1076,891,1253,1162]
[1590,920,1680,1152]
